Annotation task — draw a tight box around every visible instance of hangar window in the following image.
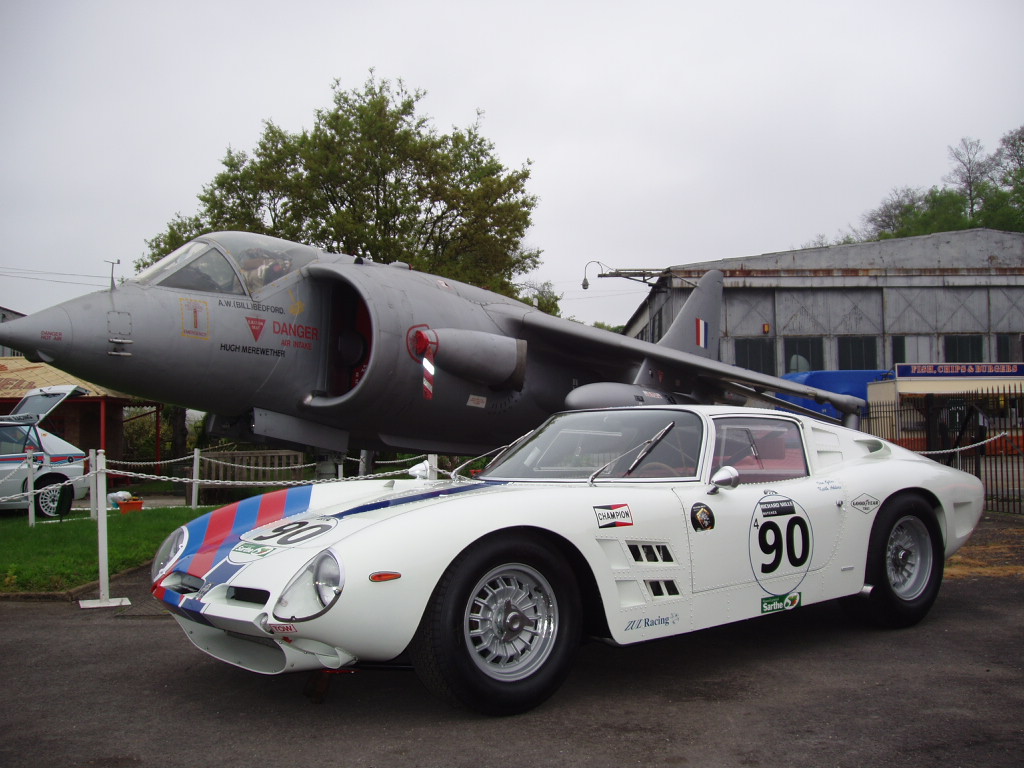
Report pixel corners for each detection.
[784,338,823,373]
[997,334,1022,362]
[735,338,777,376]
[944,335,983,363]
[838,336,878,370]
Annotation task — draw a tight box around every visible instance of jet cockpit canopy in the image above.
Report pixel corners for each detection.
[134,232,321,296]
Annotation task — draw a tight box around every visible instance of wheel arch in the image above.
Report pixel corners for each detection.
[877,487,947,549]
[433,525,611,641]
[20,471,72,493]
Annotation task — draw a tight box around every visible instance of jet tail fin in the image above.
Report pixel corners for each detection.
[632,269,723,385]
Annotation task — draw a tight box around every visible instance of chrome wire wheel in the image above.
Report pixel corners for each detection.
[463,563,558,682]
[885,514,933,601]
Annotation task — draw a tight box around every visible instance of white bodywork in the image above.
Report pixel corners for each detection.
[153,406,984,680]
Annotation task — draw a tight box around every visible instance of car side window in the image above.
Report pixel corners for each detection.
[0,425,29,455]
[710,417,808,484]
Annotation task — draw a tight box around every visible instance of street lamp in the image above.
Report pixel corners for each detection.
[581,260,611,290]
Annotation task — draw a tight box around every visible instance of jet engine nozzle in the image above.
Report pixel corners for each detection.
[412,328,526,390]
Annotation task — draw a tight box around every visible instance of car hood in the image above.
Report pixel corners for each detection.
[158,478,503,587]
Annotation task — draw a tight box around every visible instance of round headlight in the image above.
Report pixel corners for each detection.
[151,526,188,582]
[273,550,345,622]
[314,552,343,607]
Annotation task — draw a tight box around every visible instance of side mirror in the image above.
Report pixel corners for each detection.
[707,465,740,494]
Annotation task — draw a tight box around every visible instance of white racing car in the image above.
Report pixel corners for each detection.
[152,406,984,715]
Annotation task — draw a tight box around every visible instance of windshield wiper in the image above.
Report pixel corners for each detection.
[588,421,676,485]
[450,430,533,482]
[625,421,675,476]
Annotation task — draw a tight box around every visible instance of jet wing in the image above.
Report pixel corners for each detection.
[512,309,865,418]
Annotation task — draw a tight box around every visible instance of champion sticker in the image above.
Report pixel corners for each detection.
[594,504,633,528]
[851,493,881,514]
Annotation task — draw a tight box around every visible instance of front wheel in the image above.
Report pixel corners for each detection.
[850,493,944,628]
[410,534,582,716]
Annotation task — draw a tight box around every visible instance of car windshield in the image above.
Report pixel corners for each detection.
[480,409,704,481]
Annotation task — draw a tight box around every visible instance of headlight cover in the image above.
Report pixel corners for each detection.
[151,526,188,582]
[273,550,345,622]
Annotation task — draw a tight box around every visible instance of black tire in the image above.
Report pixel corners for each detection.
[35,476,72,518]
[849,493,944,628]
[409,533,582,716]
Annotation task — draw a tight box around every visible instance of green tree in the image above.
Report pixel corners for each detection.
[140,75,541,300]
[857,125,1024,243]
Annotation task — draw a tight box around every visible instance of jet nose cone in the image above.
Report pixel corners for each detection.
[0,306,74,363]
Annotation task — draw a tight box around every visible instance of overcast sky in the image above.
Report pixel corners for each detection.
[1,0,1022,326]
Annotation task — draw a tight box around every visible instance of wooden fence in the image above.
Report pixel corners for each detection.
[196,449,306,503]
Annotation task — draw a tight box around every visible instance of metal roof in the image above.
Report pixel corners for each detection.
[0,356,132,401]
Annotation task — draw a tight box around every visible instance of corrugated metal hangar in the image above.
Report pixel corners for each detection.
[624,229,1024,375]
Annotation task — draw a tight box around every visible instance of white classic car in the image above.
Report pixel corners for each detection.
[0,385,89,516]
[152,406,984,715]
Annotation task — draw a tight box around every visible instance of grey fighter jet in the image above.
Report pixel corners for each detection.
[0,232,863,454]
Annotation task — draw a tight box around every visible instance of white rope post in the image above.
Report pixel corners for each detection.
[25,448,36,528]
[88,448,98,520]
[428,454,438,481]
[80,450,130,609]
[191,448,200,509]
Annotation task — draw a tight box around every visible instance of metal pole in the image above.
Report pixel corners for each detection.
[191,448,200,509]
[88,448,98,520]
[25,448,36,528]
[79,450,130,608]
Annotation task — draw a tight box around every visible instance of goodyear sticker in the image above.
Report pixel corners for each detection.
[851,493,880,514]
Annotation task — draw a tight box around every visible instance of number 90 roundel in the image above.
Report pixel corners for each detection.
[748,494,812,596]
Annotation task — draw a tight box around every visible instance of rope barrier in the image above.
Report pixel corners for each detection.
[916,431,1008,456]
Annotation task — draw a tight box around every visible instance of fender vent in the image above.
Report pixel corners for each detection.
[646,579,680,598]
[227,586,271,606]
[627,542,674,563]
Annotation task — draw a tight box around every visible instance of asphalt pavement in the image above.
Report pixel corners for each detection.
[1,516,1021,768]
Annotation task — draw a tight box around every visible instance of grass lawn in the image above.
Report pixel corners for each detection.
[0,506,213,594]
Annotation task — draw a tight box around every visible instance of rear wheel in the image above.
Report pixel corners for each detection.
[410,534,581,716]
[35,476,72,518]
[849,493,944,628]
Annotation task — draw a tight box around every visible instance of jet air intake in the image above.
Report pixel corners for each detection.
[413,328,526,390]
